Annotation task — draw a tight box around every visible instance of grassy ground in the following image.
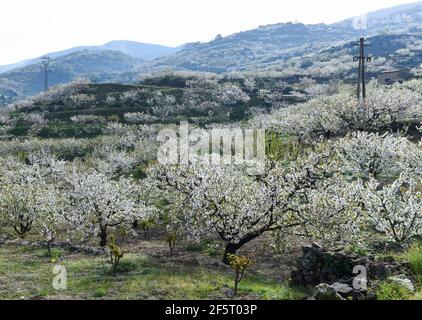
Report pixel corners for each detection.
[2,232,422,300]
[0,244,304,300]
[372,241,422,300]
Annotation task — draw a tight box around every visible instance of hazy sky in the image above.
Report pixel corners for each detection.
[0,0,419,65]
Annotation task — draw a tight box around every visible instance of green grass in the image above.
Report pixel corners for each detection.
[395,241,422,299]
[403,243,422,283]
[376,281,412,300]
[0,244,303,300]
[185,240,222,257]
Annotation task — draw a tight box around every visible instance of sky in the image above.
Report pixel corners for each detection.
[0,0,419,65]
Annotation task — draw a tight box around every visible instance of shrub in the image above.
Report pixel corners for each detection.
[227,253,255,298]
[108,235,126,273]
[376,281,411,300]
[403,243,422,283]
[93,287,108,298]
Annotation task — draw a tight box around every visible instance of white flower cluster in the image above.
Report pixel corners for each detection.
[0,156,154,248]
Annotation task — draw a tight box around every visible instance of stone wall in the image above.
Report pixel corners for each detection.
[291,243,412,286]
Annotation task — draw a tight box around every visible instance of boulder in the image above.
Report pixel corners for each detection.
[311,277,375,300]
[387,274,415,292]
[313,283,344,300]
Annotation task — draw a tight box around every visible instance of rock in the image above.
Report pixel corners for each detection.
[331,282,353,294]
[387,274,415,292]
[291,244,412,287]
[331,281,368,300]
[365,292,377,300]
[313,283,345,300]
[312,242,323,250]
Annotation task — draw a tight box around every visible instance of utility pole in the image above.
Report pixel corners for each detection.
[353,37,372,101]
[40,56,52,98]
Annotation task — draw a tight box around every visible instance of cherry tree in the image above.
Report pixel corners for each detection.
[70,115,106,125]
[64,170,149,246]
[334,132,415,179]
[294,174,363,243]
[149,149,359,263]
[33,186,66,256]
[0,163,45,237]
[362,171,422,243]
[124,112,159,124]
[88,147,136,177]
[184,78,250,116]
[21,113,49,136]
[258,81,288,108]
[254,80,422,139]
[68,94,97,109]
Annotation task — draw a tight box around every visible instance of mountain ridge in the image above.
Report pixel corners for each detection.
[2,2,422,105]
[0,40,178,74]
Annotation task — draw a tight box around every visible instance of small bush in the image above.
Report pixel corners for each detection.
[49,248,64,262]
[186,240,220,256]
[402,242,422,289]
[376,281,411,300]
[227,253,255,298]
[346,243,371,257]
[93,287,108,298]
[404,243,422,277]
[108,235,126,273]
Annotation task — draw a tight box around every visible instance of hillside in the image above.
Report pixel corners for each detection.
[2,2,422,106]
[140,2,422,74]
[139,22,358,74]
[261,31,422,81]
[333,1,422,35]
[0,40,177,74]
[0,50,142,104]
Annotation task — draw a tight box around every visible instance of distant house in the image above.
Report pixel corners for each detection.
[377,68,413,85]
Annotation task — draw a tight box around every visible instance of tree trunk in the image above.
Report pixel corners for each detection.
[223,243,240,265]
[222,233,261,265]
[99,227,108,247]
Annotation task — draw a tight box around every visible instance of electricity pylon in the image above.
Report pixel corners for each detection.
[40,56,52,98]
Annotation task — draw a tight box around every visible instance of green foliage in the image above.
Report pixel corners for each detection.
[266,132,305,163]
[130,167,148,180]
[108,235,126,273]
[186,240,221,257]
[345,243,371,257]
[49,248,64,263]
[402,242,422,284]
[107,115,120,123]
[139,217,155,239]
[227,253,256,297]
[93,287,109,298]
[376,281,412,300]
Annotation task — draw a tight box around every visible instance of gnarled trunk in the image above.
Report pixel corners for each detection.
[99,226,108,247]
[222,233,261,265]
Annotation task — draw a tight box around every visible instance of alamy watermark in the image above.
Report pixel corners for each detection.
[353,265,368,291]
[157,122,266,175]
[352,14,368,31]
[52,265,67,290]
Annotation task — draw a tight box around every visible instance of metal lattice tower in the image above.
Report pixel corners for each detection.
[40,56,52,97]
